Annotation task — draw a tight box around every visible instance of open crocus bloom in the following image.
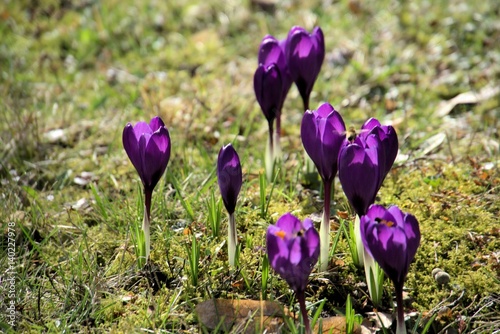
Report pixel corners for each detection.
[360,204,421,289]
[266,213,320,293]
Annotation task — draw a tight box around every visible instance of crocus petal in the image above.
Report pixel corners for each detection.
[361,118,382,130]
[304,226,320,257]
[289,238,303,265]
[149,116,165,132]
[132,122,152,141]
[276,213,302,236]
[123,123,143,178]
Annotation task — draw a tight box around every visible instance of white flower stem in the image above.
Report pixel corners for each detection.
[143,205,150,263]
[363,249,384,307]
[228,212,237,267]
[354,215,364,267]
[319,180,332,271]
[265,127,274,182]
[273,129,282,165]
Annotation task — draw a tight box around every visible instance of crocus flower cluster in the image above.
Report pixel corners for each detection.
[361,205,421,334]
[122,116,171,263]
[217,144,242,267]
[255,26,325,181]
[121,25,422,334]
[266,213,320,334]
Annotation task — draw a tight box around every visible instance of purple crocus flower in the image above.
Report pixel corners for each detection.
[217,144,242,267]
[360,204,421,334]
[258,35,293,109]
[301,103,346,183]
[254,63,283,127]
[361,205,421,289]
[267,213,320,292]
[123,116,171,195]
[338,133,384,217]
[122,116,171,263]
[285,26,325,111]
[301,103,346,270]
[267,213,320,334]
[217,144,242,215]
[338,120,398,217]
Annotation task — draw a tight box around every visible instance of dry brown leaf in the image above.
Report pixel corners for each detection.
[434,85,500,117]
[195,299,286,332]
[314,316,362,334]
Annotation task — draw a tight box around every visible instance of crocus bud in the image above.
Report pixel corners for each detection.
[254,64,283,124]
[285,26,325,110]
[217,144,242,215]
[266,213,320,293]
[301,103,346,183]
[360,204,421,289]
[258,35,293,106]
[122,116,171,193]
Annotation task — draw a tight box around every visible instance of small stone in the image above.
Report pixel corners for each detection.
[435,271,450,285]
[432,268,443,278]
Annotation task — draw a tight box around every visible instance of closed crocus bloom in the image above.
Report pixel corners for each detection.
[301,103,346,183]
[122,116,171,264]
[361,118,399,178]
[285,26,325,110]
[266,213,320,293]
[122,116,171,193]
[361,205,421,288]
[217,144,242,215]
[258,35,293,105]
[338,134,383,217]
[254,63,283,124]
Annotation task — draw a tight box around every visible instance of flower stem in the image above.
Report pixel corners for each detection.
[296,289,311,334]
[301,95,310,112]
[273,126,282,166]
[319,179,332,271]
[395,285,406,334]
[143,189,152,262]
[228,212,237,267]
[276,110,281,147]
[265,121,274,182]
[354,215,364,267]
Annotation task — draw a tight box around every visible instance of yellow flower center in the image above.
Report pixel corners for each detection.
[275,231,286,239]
[381,219,395,227]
